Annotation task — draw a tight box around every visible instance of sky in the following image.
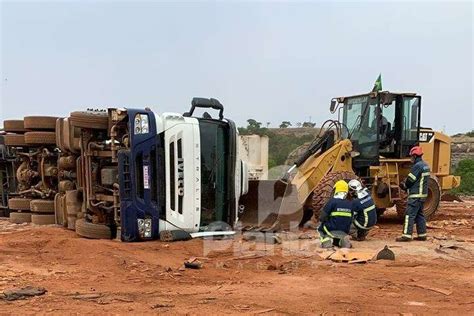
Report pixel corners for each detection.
[1,1,473,134]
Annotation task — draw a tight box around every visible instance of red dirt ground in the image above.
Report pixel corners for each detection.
[1,199,473,315]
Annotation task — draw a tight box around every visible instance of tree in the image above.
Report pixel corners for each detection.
[279,121,292,128]
[295,122,302,128]
[247,119,262,130]
[302,121,316,128]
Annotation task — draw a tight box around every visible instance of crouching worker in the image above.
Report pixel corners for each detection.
[348,179,377,241]
[318,180,353,249]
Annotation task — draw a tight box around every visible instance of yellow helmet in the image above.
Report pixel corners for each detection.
[334,180,349,194]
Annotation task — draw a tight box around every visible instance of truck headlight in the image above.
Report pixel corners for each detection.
[134,114,149,135]
[137,218,152,238]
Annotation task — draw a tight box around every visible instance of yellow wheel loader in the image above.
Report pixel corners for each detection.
[238,91,460,231]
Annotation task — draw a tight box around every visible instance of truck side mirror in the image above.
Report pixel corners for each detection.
[330,100,337,113]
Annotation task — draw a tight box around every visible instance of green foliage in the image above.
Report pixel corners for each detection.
[452,159,474,194]
[279,121,292,128]
[465,130,474,137]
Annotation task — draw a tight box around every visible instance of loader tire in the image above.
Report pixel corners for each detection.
[31,214,55,225]
[9,212,32,224]
[24,131,56,145]
[311,171,359,219]
[424,176,441,219]
[30,199,55,213]
[75,219,111,239]
[24,116,58,130]
[395,176,441,221]
[3,120,27,133]
[8,198,32,210]
[4,134,26,147]
[69,111,108,130]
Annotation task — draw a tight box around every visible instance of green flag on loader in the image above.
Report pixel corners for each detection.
[372,74,382,92]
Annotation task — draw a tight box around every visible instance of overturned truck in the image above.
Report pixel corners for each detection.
[51,98,248,241]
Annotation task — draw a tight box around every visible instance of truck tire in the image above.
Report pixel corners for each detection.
[31,214,56,225]
[24,131,56,145]
[311,171,359,218]
[8,197,32,210]
[395,176,441,221]
[75,219,112,239]
[9,212,32,224]
[4,134,26,147]
[3,120,27,133]
[30,199,55,213]
[69,111,108,130]
[24,116,58,130]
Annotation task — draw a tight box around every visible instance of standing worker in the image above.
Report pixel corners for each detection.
[318,180,353,248]
[348,179,377,241]
[396,146,430,242]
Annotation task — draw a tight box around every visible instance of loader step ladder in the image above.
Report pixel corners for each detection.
[384,162,401,201]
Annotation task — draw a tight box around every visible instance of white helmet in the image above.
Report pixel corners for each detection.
[348,179,363,192]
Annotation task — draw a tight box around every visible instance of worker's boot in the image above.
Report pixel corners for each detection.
[339,236,352,249]
[395,236,412,242]
[320,239,333,249]
[414,236,427,241]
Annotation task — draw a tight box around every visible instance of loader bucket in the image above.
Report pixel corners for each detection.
[237,179,304,232]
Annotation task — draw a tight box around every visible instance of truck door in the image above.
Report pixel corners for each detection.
[162,119,201,232]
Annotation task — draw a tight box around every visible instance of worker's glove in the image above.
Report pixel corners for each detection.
[399,181,407,191]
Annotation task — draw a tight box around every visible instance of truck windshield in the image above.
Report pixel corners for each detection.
[343,95,379,158]
[199,120,229,226]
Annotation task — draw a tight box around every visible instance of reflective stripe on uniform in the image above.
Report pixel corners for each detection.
[402,234,413,239]
[419,171,430,196]
[330,211,352,217]
[408,173,416,181]
[363,205,375,227]
[354,219,368,230]
[403,215,409,234]
[417,233,427,237]
[323,225,335,238]
[409,193,428,198]
[320,236,331,243]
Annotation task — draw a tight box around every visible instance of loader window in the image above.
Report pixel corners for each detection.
[344,95,379,159]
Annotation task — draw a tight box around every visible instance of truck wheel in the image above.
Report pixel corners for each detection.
[8,197,32,210]
[3,120,27,133]
[69,111,108,130]
[24,132,56,145]
[4,134,26,147]
[31,214,56,225]
[24,116,58,130]
[9,212,32,224]
[30,199,55,213]
[311,171,359,219]
[75,219,112,239]
[424,176,441,219]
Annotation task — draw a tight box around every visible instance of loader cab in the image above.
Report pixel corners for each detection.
[335,91,421,173]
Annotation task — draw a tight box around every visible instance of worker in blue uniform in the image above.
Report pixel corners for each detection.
[397,146,430,242]
[348,179,377,241]
[318,180,353,248]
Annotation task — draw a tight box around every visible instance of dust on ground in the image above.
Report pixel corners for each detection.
[0,199,473,315]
